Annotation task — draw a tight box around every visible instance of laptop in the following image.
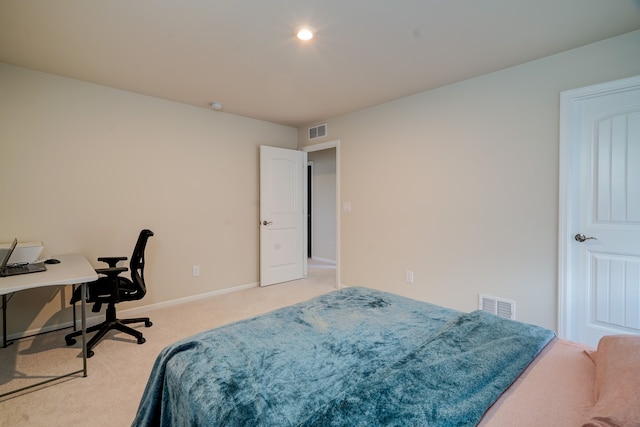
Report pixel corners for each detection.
[0,238,47,277]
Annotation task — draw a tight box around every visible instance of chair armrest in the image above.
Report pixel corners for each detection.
[97,256,128,268]
[95,266,128,278]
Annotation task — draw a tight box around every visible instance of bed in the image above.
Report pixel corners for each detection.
[132,286,640,426]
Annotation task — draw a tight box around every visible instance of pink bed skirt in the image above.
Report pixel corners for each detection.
[479,338,595,427]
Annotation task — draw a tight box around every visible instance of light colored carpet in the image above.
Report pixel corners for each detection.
[0,265,336,426]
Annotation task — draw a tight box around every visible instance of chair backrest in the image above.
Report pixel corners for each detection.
[129,229,154,300]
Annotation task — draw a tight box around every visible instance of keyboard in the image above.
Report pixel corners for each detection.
[4,265,30,275]
[0,262,47,277]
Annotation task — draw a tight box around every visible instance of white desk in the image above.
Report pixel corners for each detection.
[0,254,98,397]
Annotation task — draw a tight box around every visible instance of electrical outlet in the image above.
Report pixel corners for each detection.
[405,270,414,284]
[192,265,200,277]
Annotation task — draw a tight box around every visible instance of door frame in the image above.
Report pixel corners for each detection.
[302,139,341,288]
[558,75,640,339]
[307,161,314,259]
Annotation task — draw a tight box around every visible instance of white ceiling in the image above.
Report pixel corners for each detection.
[1,1,640,127]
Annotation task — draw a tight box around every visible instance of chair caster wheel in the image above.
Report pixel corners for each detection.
[137,337,146,345]
[87,350,95,358]
[66,338,76,346]
[145,321,152,327]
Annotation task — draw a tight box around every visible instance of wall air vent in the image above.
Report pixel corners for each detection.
[479,294,516,320]
[308,123,327,140]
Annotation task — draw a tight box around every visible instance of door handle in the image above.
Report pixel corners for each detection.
[574,233,597,243]
[262,220,273,226]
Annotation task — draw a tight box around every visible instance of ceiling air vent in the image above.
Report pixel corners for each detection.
[308,123,327,140]
[479,294,516,320]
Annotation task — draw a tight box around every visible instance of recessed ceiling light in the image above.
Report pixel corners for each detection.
[296,26,314,41]
[209,102,223,110]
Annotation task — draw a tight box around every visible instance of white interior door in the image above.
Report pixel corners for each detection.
[560,76,640,347]
[260,145,307,286]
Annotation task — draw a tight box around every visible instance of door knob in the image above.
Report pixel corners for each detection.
[262,220,273,226]
[574,233,597,242]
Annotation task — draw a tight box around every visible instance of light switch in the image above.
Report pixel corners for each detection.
[405,271,414,284]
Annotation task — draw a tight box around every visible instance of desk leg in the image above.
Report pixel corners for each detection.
[81,282,87,376]
[2,294,6,348]
[72,284,77,331]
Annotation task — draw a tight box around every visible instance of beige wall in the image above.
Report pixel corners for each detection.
[0,64,297,336]
[299,30,640,331]
[2,30,639,337]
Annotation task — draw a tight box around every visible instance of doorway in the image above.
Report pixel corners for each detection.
[307,162,313,259]
[303,140,340,288]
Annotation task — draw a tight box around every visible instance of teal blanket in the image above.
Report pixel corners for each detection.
[133,287,554,426]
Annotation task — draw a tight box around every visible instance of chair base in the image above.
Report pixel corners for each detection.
[65,305,152,357]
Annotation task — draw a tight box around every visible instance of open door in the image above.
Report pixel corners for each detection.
[259,145,307,286]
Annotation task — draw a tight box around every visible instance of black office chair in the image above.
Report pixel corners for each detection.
[65,229,154,357]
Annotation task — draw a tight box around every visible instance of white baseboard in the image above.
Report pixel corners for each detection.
[6,281,259,342]
[310,256,336,265]
[124,281,258,316]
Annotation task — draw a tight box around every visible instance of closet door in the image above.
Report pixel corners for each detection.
[560,75,640,346]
